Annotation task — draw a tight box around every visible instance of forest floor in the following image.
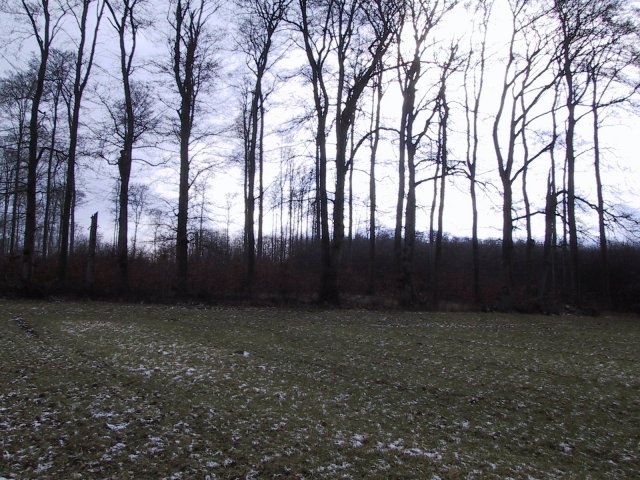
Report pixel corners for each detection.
[0,301,638,479]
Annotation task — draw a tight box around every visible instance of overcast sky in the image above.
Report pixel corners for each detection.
[2,0,639,249]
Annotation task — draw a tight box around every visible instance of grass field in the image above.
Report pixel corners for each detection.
[0,301,638,479]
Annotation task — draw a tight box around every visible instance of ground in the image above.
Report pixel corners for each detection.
[0,301,638,479]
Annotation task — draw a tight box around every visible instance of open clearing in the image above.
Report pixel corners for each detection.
[0,301,638,479]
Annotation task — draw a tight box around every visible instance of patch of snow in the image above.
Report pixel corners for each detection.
[388,439,404,450]
[92,412,115,419]
[106,422,128,431]
[108,443,126,452]
[271,421,287,431]
[559,442,574,454]
[351,433,367,448]
[34,462,53,473]
[315,462,353,473]
[377,439,442,461]
[261,454,281,463]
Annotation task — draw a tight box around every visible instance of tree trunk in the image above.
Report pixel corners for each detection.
[367,71,382,295]
[540,87,560,311]
[521,123,533,298]
[117,149,131,290]
[176,112,190,295]
[401,142,416,307]
[565,93,579,306]
[592,75,610,307]
[323,120,348,305]
[1,162,10,254]
[394,108,406,269]
[86,212,98,290]
[433,94,449,309]
[257,92,265,261]
[60,0,103,283]
[22,4,52,287]
[500,178,514,310]
[243,81,259,295]
[42,101,58,259]
[540,173,556,311]
[9,128,23,256]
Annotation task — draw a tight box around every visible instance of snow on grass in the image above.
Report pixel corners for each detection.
[1,301,639,478]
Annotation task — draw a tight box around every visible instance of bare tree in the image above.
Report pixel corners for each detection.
[168,0,219,295]
[539,85,559,312]
[105,0,151,289]
[0,70,34,255]
[463,0,492,305]
[13,0,68,286]
[293,0,401,304]
[42,49,72,259]
[430,50,461,309]
[492,0,557,309]
[394,0,457,305]
[236,0,289,295]
[58,0,105,283]
[367,63,383,294]
[289,0,332,300]
[583,4,638,306]
[550,0,634,305]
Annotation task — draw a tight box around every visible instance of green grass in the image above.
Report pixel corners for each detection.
[0,301,638,479]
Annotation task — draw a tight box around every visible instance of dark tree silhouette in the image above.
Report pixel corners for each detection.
[169,0,219,295]
[16,0,67,287]
[58,0,105,284]
[237,0,289,295]
[105,0,150,290]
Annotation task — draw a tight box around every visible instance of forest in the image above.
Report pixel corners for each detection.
[1,0,639,311]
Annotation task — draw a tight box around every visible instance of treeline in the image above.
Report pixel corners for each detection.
[1,0,639,311]
[2,231,640,312]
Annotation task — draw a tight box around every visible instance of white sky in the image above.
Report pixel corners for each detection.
[2,0,639,250]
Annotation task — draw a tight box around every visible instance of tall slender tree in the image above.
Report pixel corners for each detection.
[550,0,631,305]
[105,0,148,289]
[326,0,401,303]
[431,51,460,309]
[395,0,457,305]
[58,0,105,283]
[463,0,492,306]
[367,63,383,294]
[42,49,71,260]
[492,0,557,309]
[169,0,219,295]
[16,0,67,286]
[583,4,638,306]
[0,70,34,255]
[237,0,289,295]
[290,0,333,303]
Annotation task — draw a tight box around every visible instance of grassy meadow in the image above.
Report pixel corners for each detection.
[0,301,638,479]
